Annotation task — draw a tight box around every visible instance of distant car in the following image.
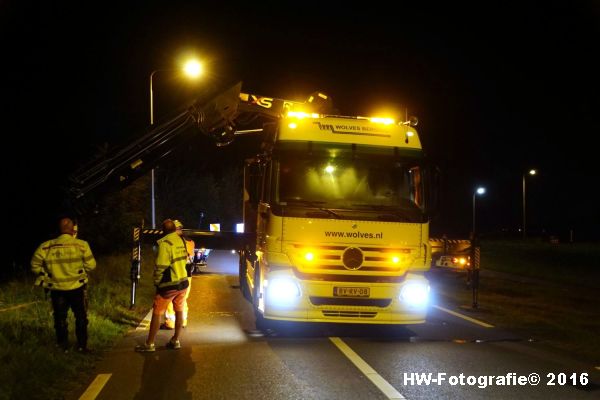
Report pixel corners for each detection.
[430,237,472,271]
[193,248,209,273]
[435,255,470,270]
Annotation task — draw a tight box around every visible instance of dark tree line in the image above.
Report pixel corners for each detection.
[5,134,254,282]
[79,163,243,255]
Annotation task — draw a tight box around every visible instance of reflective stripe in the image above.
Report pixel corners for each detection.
[43,243,86,250]
[46,257,88,265]
[50,275,86,283]
[157,277,188,288]
[143,229,163,234]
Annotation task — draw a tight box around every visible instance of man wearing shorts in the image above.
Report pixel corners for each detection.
[161,219,195,329]
[135,219,190,352]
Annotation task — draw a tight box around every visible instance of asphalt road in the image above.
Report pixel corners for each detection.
[71,251,599,400]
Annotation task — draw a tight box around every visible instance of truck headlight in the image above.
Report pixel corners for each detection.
[400,282,429,307]
[267,278,301,304]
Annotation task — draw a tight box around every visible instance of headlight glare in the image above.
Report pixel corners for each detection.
[267,278,301,304]
[400,282,429,307]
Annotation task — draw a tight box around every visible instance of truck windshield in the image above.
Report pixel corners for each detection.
[273,147,425,217]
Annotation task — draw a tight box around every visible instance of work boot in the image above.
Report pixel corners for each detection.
[135,343,156,352]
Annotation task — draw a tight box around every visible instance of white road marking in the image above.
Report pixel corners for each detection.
[330,337,406,399]
[78,373,112,400]
[433,305,494,328]
[135,310,153,331]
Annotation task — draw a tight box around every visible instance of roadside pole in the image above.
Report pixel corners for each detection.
[470,234,481,308]
[130,226,142,308]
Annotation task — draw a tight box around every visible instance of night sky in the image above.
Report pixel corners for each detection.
[3,2,599,271]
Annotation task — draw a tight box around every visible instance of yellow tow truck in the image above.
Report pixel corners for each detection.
[69,82,438,326]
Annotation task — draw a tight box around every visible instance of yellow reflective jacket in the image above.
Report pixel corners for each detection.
[184,238,195,261]
[154,232,189,290]
[31,234,96,291]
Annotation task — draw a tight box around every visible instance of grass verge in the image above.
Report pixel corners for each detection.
[481,239,600,287]
[430,239,600,365]
[0,248,156,400]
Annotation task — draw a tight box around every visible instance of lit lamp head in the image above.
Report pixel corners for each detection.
[304,251,315,262]
[183,59,203,79]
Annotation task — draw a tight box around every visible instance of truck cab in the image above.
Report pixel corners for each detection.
[240,112,434,326]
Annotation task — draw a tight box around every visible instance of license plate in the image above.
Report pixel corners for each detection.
[438,256,454,265]
[333,287,370,297]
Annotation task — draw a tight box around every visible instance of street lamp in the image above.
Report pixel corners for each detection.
[472,186,486,236]
[149,59,204,228]
[522,169,537,239]
[183,59,203,78]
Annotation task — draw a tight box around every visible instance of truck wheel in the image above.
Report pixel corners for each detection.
[255,311,270,331]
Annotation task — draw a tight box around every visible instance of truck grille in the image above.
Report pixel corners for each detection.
[322,310,377,318]
[293,270,406,283]
[310,296,392,307]
[292,244,417,273]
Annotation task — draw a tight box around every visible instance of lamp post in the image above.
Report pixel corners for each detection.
[522,169,537,239]
[470,188,485,310]
[472,186,486,236]
[149,59,203,228]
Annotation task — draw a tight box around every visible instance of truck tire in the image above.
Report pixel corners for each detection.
[255,311,270,331]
